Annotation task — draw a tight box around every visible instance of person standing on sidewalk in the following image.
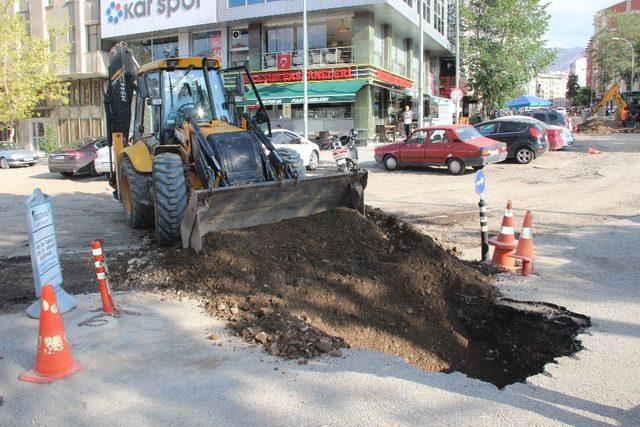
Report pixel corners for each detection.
[620,107,630,128]
[403,106,413,137]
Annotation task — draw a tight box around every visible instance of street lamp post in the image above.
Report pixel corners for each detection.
[613,37,635,92]
[302,0,309,140]
[455,0,460,124]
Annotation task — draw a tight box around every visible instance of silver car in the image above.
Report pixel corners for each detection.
[0,141,41,169]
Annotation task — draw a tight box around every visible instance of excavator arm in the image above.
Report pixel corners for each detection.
[591,84,628,116]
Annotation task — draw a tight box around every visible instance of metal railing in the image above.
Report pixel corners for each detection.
[261,46,354,70]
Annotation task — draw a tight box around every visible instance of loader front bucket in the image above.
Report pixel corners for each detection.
[180,170,368,252]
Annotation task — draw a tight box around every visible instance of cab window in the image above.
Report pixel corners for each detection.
[406,130,426,144]
[429,130,448,143]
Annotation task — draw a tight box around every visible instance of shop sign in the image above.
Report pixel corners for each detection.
[375,70,413,89]
[251,68,352,84]
[277,53,292,70]
[210,32,223,59]
[101,0,217,39]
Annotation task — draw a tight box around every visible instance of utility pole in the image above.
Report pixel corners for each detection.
[418,0,424,127]
[627,0,632,13]
[302,0,309,140]
[455,0,460,124]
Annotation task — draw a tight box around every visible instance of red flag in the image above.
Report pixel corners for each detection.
[277,52,291,70]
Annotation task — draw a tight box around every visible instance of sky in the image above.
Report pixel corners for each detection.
[544,0,620,48]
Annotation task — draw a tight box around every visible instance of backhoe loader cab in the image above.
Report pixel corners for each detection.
[104,42,367,251]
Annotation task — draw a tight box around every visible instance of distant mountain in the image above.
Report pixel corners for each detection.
[548,47,585,72]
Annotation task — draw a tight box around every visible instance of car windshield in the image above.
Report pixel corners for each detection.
[0,142,18,150]
[455,126,483,142]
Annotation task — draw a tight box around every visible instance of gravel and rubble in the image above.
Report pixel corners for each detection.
[109,207,589,388]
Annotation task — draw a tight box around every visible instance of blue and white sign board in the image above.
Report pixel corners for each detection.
[25,188,76,319]
[474,170,487,197]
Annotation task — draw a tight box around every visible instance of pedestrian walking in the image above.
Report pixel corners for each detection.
[630,110,639,129]
[403,106,413,137]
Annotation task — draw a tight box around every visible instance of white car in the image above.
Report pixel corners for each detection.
[555,107,567,115]
[94,145,114,176]
[269,129,320,170]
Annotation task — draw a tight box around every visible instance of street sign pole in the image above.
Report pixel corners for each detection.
[25,188,76,318]
[474,170,490,262]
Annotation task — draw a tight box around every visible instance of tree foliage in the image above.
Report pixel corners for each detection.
[566,74,580,101]
[0,1,69,140]
[461,0,556,116]
[573,86,593,107]
[592,12,640,91]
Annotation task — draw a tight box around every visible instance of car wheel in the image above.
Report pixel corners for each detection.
[307,151,319,170]
[0,158,9,169]
[383,155,398,171]
[61,172,74,178]
[89,160,99,177]
[515,147,534,164]
[447,158,465,175]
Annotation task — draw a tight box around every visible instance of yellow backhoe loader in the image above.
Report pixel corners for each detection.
[104,43,367,252]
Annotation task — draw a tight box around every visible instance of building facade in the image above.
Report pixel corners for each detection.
[99,0,454,141]
[527,72,569,107]
[14,0,112,150]
[570,57,588,88]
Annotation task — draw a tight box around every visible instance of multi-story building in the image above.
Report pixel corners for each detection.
[585,0,640,96]
[100,0,455,141]
[570,57,588,88]
[527,72,569,107]
[14,0,112,150]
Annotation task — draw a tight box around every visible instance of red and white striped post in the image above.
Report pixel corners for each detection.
[91,240,117,314]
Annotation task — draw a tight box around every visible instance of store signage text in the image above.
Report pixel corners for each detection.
[251,68,352,84]
[375,70,413,89]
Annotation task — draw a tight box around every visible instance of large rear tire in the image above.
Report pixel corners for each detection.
[119,156,153,229]
[153,153,188,246]
[276,148,306,178]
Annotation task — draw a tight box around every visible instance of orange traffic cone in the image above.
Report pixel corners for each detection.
[91,240,117,314]
[488,200,518,269]
[510,211,536,276]
[19,284,81,384]
[588,147,603,155]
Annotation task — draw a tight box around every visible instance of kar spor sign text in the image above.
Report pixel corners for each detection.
[120,0,200,20]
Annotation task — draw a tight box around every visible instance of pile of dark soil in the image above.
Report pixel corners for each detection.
[577,118,619,135]
[122,207,589,388]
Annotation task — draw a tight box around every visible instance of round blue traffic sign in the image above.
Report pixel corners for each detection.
[474,170,486,196]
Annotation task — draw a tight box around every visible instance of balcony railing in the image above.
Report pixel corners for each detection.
[261,46,354,70]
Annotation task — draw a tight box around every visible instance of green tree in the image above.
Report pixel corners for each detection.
[573,86,593,107]
[0,1,69,143]
[566,74,579,102]
[39,124,59,153]
[461,0,556,117]
[593,12,640,91]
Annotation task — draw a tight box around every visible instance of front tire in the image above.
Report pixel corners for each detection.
[0,158,9,169]
[515,147,534,164]
[119,156,153,229]
[307,151,319,170]
[276,148,306,178]
[152,153,188,246]
[447,158,465,175]
[383,155,399,171]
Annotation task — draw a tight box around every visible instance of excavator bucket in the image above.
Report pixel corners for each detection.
[180,170,367,252]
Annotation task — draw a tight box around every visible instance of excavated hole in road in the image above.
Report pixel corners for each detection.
[124,207,590,388]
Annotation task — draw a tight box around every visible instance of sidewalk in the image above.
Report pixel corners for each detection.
[1,217,638,425]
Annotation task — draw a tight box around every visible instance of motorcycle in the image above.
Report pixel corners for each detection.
[332,129,359,173]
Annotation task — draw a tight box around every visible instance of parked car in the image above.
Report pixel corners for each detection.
[545,125,575,150]
[269,129,320,170]
[474,117,549,164]
[94,144,114,177]
[522,109,572,131]
[0,141,41,169]
[555,107,567,115]
[48,137,107,177]
[374,125,508,175]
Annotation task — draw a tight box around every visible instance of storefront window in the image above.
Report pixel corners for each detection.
[267,27,294,53]
[230,29,249,50]
[229,0,283,6]
[289,103,352,119]
[192,30,223,58]
[268,25,326,53]
[372,87,384,119]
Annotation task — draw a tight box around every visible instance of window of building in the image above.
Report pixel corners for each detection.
[230,29,249,51]
[230,51,249,67]
[91,80,102,106]
[87,24,100,52]
[229,0,283,6]
[86,0,100,20]
[267,27,294,53]
[267,25,326,53]
[391,33,407,76]
[68,26,76,52]
[129,37,179,63]
[373,22,384,67]
[192,30,223,58]
[68,81,80,106]
[434,0,444,34]
[92,118,103,137]
[81,80,91,105]
[80,119,91,138]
